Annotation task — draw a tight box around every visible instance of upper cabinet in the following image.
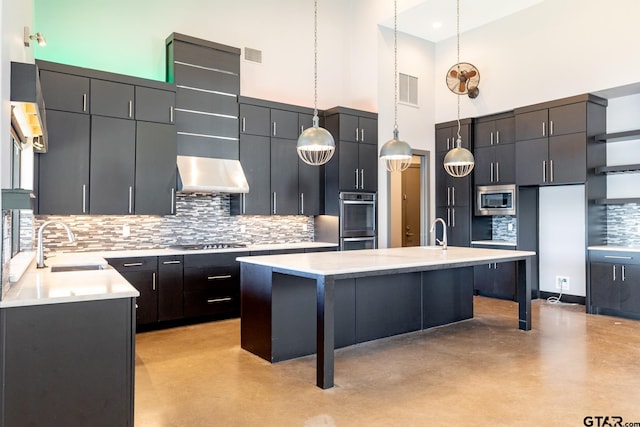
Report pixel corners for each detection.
[35,60,177,215]
[514,95,607,186]
[474,113,515,185]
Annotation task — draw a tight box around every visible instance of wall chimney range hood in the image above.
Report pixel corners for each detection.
[10,62,47,152]
[176,155,249,194]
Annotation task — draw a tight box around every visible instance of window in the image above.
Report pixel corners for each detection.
[399,73,418,106]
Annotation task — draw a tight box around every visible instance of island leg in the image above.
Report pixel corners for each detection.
[316,275,335,389]
[517,257,532,331]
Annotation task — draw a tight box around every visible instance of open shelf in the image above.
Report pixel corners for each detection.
[596,164,640,174]
[596,129,640,143]
[595,198,640,205]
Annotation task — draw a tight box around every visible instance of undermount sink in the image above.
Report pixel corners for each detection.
[50,264,108,272]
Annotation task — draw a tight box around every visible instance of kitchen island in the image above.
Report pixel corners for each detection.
[238,246,535,389]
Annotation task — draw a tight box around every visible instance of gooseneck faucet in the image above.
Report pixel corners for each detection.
[429,218,448,250]
[36,221,75,268]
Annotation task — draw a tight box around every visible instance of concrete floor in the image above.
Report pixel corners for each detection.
[134,297,640,426]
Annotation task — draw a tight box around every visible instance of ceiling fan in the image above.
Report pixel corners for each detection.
[446,62,480,98]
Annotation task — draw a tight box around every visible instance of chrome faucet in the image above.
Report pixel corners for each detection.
[429,218,448,250]
[36,221,75,268]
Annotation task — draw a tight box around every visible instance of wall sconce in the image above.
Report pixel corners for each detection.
[24,26,46,47]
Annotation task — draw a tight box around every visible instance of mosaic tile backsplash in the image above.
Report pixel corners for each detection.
[492,216,517,242]
[606,204,640,246]
[34,194,314,254]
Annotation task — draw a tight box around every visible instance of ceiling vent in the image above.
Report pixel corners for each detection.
[244,47,262,64]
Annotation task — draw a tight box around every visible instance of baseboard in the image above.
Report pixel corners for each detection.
[538,291,585,305]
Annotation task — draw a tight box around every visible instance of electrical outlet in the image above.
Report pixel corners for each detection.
[508,223,514,232]
[555,275,570,291]
[240,225,246,234]
[302,224,308,232]
[122,224,130,238]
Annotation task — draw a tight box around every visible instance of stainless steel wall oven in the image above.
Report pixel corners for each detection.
[339,192,376,250]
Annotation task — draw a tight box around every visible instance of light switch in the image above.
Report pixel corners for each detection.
[122,224,130,238]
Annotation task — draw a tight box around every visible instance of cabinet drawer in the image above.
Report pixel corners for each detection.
[183,267,239,292]
[589,251,640,265]
[183,251,249,268]
[184,289,238,318]
[107,256,158,272]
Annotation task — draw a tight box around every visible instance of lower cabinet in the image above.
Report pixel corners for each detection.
[423,268,474,328]
[107,257,159,326]
[158,255,184,321]
[473,262,517,301]
[0,298,135,426]
[590,261,640,315]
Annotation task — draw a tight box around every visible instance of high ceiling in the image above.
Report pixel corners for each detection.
[380,0,544,42]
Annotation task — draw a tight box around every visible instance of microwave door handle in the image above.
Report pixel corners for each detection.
[343,237,375,242]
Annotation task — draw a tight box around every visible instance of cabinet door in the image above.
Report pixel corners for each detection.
[515,138,548,186]
[620,264,640,314]
[494,143,516,184]
[436,126,453,152]
[549,103,586,136]
[339,114,359,142]
[435,150,449,207]
[240,104,270,136]
[299,113,314,134]
[338,141,359,190]
[473,146,495,185]
[590,262,620,310]
[450,175,470,207]
[37,110,90,214]
[108,257,158,326]
[358,116,378,145]
[135,122,177,215]
[515,109,548,141]
[135,86,175,124]
[494,262,517,300]
[271,109,299,139]
[495,117,515,145]
[473,264,494,294]
[90,116,136,214]
[298,159,321,215]
[158,256,184,322]
[448,206,470,247]
[270,138,299,215]
[238,135,271,215]
[38,70,89,113]
[548,133,586,184]
[90,79,135,119]
[358,143,378,192]
[474,121,495,149]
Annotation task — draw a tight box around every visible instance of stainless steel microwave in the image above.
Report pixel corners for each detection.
[475,184,516,216]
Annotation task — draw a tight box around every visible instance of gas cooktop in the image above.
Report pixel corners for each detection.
[169,243,247,250]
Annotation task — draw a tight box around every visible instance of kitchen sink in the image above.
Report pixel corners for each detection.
[50,264,108,272]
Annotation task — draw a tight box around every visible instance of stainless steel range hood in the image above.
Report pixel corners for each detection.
[176,155,249,194]
[10,62,47,152]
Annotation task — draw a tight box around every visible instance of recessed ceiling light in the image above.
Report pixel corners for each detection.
[432,21,443,29]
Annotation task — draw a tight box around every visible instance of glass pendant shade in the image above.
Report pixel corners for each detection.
[443,137,474,177]
[380,128,412,172]
[296,116,335,166]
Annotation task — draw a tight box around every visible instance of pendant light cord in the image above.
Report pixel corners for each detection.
[455,0,462,144]
[313,0,319,120]
[393,0,399,134]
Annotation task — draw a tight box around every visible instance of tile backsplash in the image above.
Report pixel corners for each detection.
[35,194,314,254]
[492,216,517,242]
[606,204,640,246]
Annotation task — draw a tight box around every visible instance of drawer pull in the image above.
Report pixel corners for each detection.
[123,262,143,267]
[208,274,232,280]
[604,255,633,260]
[207,297,232,304]
[162,260,182,265]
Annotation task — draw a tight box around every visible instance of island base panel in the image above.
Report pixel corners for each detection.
[422,268,474,328]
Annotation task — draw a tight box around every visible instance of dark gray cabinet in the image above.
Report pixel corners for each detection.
[232,134,271,215]
[90,116,136,215]
[271,138,299,215]
[435,119,472,247]
[108,257,158,326]
[0,299,135,426]
[474,114,515,185]
[38,69,89,113]
[135,86,175,124]
[37,110,90,214]
[90,79,135,119]
[271,108,299,139]
[135,122,177,215]
[240,104,271,136]
[158,255,184,322]
[590,253,640,316]
[473,261,517,301]
[422,268,474,328]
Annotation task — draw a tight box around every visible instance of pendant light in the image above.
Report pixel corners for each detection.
[296,0,335,166]
[379,0,412,173]
[443,0,475,178]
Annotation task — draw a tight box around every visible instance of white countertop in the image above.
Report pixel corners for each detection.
[588,245,640,253]
[471,240,517,247]
[237,246,536,277]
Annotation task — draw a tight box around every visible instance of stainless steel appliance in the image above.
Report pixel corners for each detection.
[169,243,247,250]
[339,192,376,250]
[475,184,516,216]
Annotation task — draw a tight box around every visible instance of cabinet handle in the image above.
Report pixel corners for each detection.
[272,121,277,136]
[360,169,364,189]
[542,160,547,183]
[128,100,133,118]
[496,131,500,144]
[355,169,359,189]
[300,192,304,215]
[490,162,494,182]
[273,192,277,214]
[447,187,451,206]
[162,260,181,265]
[452,207,456,228]
[123,262,143,267]
[242,193,246,214]
[550,120,554,136]
[361,128,364,142]
[170,188,175,214]
[622,265,627,281]
[82,93,88,112]
[447,137,451,150]
[242,117,246,133]
[542,121,546,137]
[355,127,359,142]
[208,275,232,280]
[82,184,87,213]
[550,160,554,183]
[604,255,632,260]
[152,272,156,291]
[301,125,304,134]
[128,186,133,214]
[170,106,174,123]
[490,132,494,145]
[447,208,451,227]
[496,162,500,182]
[613,265,616,281]
[452,187,455,206]
[208,297,232,304]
